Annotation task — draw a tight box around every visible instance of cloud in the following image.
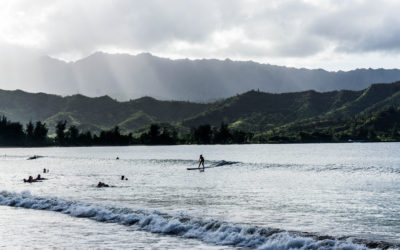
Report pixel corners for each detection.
[1,0,400,66]
[307,0,400,53]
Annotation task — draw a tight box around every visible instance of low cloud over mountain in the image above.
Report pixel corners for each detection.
[1,51,400,101]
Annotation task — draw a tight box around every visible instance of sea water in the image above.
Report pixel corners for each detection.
[0,143,399,249]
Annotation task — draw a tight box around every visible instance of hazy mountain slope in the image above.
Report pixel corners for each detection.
[2,52,400,101]
[0,89,65,123]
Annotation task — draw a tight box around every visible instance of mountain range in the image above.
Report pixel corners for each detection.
[2,51,400,101]
[1,81,400,136]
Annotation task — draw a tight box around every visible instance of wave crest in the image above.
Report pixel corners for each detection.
[0,190,386,249]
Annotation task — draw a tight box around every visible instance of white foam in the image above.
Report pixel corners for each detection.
[0,190,372,249]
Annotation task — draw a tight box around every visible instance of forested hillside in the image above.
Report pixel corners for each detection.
[1,81,400,144]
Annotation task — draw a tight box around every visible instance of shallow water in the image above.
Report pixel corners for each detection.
[0,144,399,249]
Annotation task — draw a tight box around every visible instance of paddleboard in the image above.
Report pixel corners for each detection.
[187,166,212,170]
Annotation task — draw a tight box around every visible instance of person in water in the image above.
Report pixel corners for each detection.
[43,168,46,173]
[198,154,205,170]
[24,176,34,183]
[35,174,44,181]
[97,182,109,187]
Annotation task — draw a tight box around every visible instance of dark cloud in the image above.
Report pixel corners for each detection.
[1,0,400,63]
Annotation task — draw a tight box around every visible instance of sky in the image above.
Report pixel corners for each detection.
[1,0,400,71]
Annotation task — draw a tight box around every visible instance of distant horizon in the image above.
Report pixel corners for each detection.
[50,50,400,72]
[2,48,400,102]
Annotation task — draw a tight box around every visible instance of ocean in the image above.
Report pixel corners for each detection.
[0,143,399,249]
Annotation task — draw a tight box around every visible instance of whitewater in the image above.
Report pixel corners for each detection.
[0,144,399,249]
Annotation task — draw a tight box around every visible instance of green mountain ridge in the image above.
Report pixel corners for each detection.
[1,81,400,136]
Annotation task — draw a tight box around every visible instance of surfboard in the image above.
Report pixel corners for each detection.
[187,166,212,170]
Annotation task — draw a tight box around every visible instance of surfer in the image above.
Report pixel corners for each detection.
[23,176,34,183]
[35,174,45,181]
[97,182,109,188]
[198,154,205,170]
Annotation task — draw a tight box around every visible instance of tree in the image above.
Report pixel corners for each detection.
[0,116,25,146]
[55,120,67,145]
[159,127,176,145]
[33,121,48,145]
[78,131,93,145]
[25,121,34,145]
[232,130,250,143]
[67,125,79,145]
[150,124,160,143]
[193,124,212,144]
[214,122,232,144]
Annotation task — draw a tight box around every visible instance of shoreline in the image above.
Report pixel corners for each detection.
[0,140,397,148]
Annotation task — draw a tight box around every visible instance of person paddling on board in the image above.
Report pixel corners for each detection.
[198,154,205,170]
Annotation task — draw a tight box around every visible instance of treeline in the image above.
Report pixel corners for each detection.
[0,116,135,146]
[0,116,252,146]
[139,123,253,145]
[1,105,400,146]
[54,121,134,146]
[0,117,48,146]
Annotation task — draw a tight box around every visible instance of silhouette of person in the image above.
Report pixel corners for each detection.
[24,176,34,183]
[198,154,205,170]
[97,182,109,187]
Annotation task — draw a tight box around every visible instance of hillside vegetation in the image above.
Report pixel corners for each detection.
[1,81,400,143]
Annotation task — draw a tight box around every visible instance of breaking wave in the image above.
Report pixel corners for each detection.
[213,160,240,167]
[1,190,394,249]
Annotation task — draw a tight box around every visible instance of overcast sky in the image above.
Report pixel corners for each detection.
[1,0,400,70]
